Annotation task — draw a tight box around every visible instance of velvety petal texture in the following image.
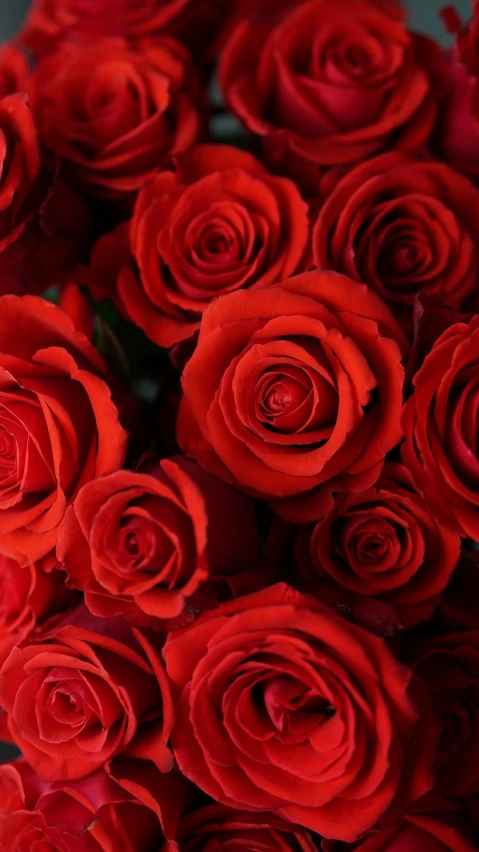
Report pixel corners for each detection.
[29,37,201,198]
[178,269,408,519]
[0,295,127,564]
[295,462,460,627]
[87,144,310,348]
[164,583,438,842]
[57,454,259,625]
[402,314,479,541]
[0,759,165,851]
[0,604,173,780]
[219,0,446,188]
[313,153,479,335]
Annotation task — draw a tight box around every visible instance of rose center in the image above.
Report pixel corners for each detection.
[48,683,86,725]
[255,362,338,435]
[261,674,335,736]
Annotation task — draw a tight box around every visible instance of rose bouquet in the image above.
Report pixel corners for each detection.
[0,0,478,848]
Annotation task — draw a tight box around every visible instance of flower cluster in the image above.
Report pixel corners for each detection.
[0,0,478,849]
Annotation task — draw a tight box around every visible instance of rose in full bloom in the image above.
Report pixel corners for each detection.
[414,631,479,798]
[219,0,446,188]
[295,462,460,627]
[0,44,29,97]
[20,0,226,63]
[0,604,173,780]
[177,269,408,520]
[30,37,200,198]
[0,553,72,667]
[165,584,437,842]
[402,314,479,540]
[58,455,259,624]
[312,154,479,334]
[0,295,126,564]
[174,802,319,851]
[86,145,310,348]
[0,760,166,851]
[322,797,479,851]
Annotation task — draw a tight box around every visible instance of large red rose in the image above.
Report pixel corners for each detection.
[164,583,437,842]
[295,462,460,627]
[30,37,200,198]
[0,295,126,564]
[177,269,408,520]
[0,760,166,851]
[0,552,72,667]
[312,153,479,335]
[58,454,259,625]
[173,802,319,851]
[0,604,173,780]
[219,0,446,189]
[323,797,479,851]
[87,144,309,348]
[414,631,479,799]
[402,314,479,540]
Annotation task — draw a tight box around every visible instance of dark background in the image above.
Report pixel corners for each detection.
[0,0,473,762]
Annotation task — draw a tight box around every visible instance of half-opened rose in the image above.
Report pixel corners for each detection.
[58,455,259,624]
[30,37,200,198]
[0,604,173,780]
[219,0,445,187]
[313,154,479,334]
[90,144,310,348]
[295,462,460,627]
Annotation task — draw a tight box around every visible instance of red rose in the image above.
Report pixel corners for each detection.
[0,92,91,298]
[30,37,200,198]
[323,796,479,851]
[295,462,460,628]
[219,0,446,189]
[0,759,177,851]
[57,454,259,625]
[174,802,319,851]
[0,44,29,97]
[312,153,479,335]
[0,295,126,564]
[88,144,310,348]
[414,631,479,798]
[0,604,173,780]
[21,0,225,63]
[402,314,479,540]
[0,553,72,667]
[164,583,437,842]
[177,269,408,520]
